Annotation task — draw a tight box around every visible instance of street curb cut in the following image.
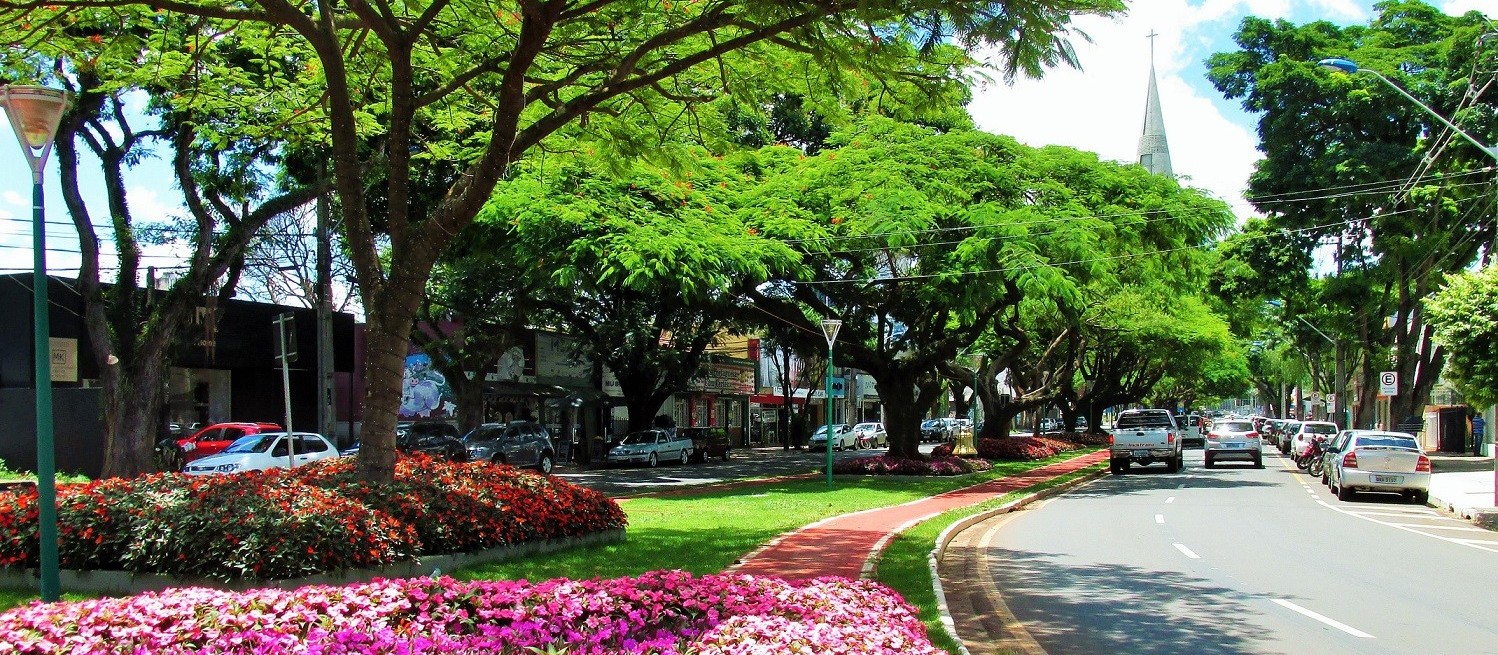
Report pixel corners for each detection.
[927,466,1108,655]
[0,529,625,596]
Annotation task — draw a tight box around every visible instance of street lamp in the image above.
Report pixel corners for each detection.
[1318,56,1498,505]
[820,319,841,488]
[1293,315,1347,430]
[0,84,70,603]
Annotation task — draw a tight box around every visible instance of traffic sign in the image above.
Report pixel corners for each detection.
[1379,371,1398,396]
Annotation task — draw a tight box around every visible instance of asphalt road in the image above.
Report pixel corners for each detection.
[552,443,937,497]
[971,447,1498,655]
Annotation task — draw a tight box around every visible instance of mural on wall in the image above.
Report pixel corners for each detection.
[401,353,456,418]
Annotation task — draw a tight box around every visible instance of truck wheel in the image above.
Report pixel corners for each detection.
[1166,457,1179,473]
[1204,454,1214,469]
[1110,459,1126,474]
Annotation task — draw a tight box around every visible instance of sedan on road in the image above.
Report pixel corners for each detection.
[1324,430,1431,504]
[809,424,855,451]
[183,432,339,475]
[852,422,888,449]
[1203,419,1263,468]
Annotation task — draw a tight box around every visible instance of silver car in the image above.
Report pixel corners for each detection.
[1324,430,1431,504]
[1203,419,1263,468]
[605,428,694,467]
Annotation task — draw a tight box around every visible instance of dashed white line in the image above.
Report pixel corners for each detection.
[1272,599,1375,638]
[1165,496,1176,504]
[1155,514,1165,524]
[1173,543,1200,559]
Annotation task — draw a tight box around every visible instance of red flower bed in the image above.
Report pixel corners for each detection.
[0,456,625,580]
[831,455,992,476]
[975,436,1084,461]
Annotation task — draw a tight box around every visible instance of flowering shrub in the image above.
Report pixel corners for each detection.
[832,455,991,476]
[0,456,625,580]
[0,571,937,654]
[930,443,954,458]
[976,436,1084,461]
[1067,431,1111,446]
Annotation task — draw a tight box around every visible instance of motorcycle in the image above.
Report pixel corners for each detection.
[1296,435,1327,477]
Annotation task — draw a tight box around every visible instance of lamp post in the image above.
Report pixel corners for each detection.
[820,319,841,488]
[0,85,70,603]
[1319,56,1498,505]
[1293,315,1347,430]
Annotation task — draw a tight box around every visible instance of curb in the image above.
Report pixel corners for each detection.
[1428,492,1498,531]
[927,466,1108,655]
[0,529,624,596]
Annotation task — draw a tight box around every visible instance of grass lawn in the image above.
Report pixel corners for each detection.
[872,463,1106,655]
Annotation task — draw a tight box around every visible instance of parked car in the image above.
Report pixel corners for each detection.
[1324,430,1430,504]
[678,426,732,462]
[1273,420,1302,452]
[463,421,556,473]
[852,422,888,449]
[183,432,339,476]
[919,419,951,442]
[397,421,468,461]
[171,422,284,467]
[606,428,694,467]
[1204,419,1263,468]
[809,424,856,451]
[1287,421,1338,459]
[1182,413,1205,448]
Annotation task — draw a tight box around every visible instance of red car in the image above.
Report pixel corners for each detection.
[178,422,283,464]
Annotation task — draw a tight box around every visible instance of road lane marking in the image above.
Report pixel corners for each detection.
[1387,523,1485,532]
[1350,510,1456,520]
[1156,514,1165,524]
[1316,500,1498,554]
[973,515,1050,655]
[1271,599,1375,638]
[1166,496,1175,504]
[1173,543,1200,559]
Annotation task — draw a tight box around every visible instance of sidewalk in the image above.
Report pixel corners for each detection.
[1428,453,1498,529]
[729,450,1108,580]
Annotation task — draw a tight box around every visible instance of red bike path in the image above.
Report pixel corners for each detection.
[729,450,1108,580]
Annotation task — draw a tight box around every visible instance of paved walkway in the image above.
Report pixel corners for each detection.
[730,450,1109,580]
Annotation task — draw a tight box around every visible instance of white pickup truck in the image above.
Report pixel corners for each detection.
[1110,409,1183,474]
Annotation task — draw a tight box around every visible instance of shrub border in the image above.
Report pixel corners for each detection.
[0,528,624,596]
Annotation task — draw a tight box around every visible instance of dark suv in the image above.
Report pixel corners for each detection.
[396,421,467,461]
[463,421,557,474]
[678,427,732,462]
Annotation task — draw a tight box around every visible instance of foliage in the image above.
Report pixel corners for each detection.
[0,572,935,654]
[0,456,624,580]
[832,455,993,476]
[0,462,87,486]
[1425,265,1498,409]
[975,436,1083,461]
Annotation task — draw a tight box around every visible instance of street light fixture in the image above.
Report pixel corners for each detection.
[1318,56,1498,506]
[820,319,841,488]
[0,84,70,603]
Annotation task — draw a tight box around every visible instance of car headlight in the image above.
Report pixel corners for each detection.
[216,463,240,472]
[469,446,493,457]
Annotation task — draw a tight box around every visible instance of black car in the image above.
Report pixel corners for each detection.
[396,421,467,461]
[462,421,557,474]
[678,426,732,463]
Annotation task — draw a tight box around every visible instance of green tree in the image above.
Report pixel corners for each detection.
[1,10,323,476]
[1425,265,1498,409]
[1206,1,1496,427]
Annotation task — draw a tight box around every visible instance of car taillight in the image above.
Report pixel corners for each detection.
[1167,433,1176,444]
[1416,455,1431,473]
[1342,451,1358,468]
[1246,431,1259,439]
[1206,432,1218,439]
[1108,433,1115,445]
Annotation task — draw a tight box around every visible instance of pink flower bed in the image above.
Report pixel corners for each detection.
[975,436,1084,461]
[832,455,991,476]
[0,571,936,654]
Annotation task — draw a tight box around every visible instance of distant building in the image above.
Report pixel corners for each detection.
[1137,32,1174,177]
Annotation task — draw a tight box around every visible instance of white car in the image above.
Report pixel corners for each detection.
[1325,430,1430,504]
[182,432,340,476]
[1204,419,1263,468]
[809,424,855,451]
[852,422,888,449]
[1289,421,1339,459]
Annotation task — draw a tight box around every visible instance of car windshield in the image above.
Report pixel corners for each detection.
[856,423,878,431]
[222,434,278,454]
[1116,413,1172,429]
[1303,423,1337,434]
[1216,421,1253,432]
[620,432,656,445]
[1356,436,1419,450]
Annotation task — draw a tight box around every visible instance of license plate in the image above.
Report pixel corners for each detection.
[1133,450,1150,458]
[1372,475,1402,484]
[1225,442,1243,449]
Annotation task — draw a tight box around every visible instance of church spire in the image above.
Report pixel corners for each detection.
[1137,30,1173,177]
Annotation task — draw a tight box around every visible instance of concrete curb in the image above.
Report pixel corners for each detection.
[1428,491,1498,531]
[0,529,624,596]
[927,466,1108,655]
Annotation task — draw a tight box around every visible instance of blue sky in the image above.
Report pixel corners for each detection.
[0,0,1490,281]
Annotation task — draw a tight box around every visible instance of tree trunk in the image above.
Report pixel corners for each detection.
[356,283,426,483]
[872,372,938,459]
[450,373,486,433]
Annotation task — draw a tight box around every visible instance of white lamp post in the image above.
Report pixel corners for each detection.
[0,85,70,603]
[1318,57,1498,506]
